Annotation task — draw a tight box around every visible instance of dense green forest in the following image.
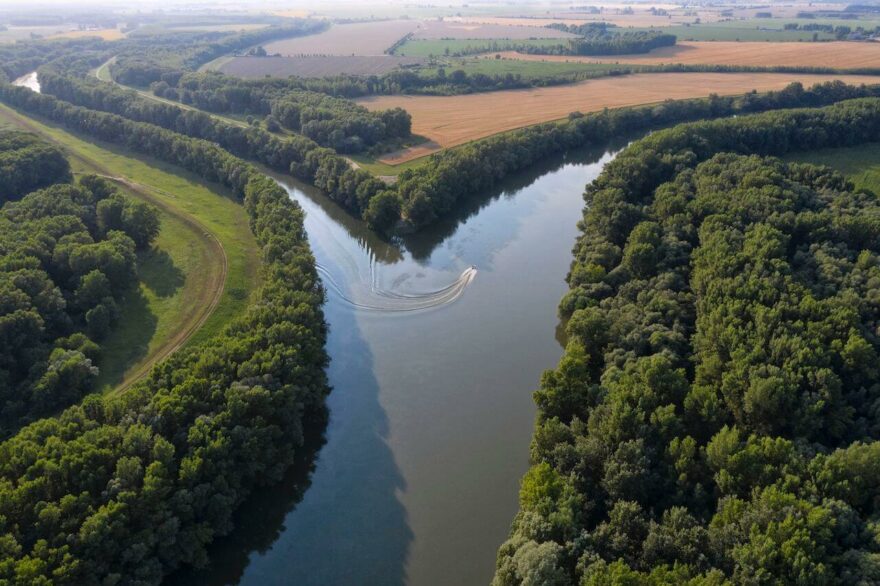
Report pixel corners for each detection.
[0,130,70,202]
[494,98,880,585]
[31,71,388,216]
[151,71,412,153]
[0,142,159,432]
[0,107,329,583]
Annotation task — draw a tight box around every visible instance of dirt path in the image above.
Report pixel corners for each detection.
[97,175,227,394]
[0,105,228,394]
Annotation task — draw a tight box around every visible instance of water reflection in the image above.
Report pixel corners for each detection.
[189,143,626,586]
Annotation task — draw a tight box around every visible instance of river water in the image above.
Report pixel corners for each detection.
[10,72,615,585]
[179,145,621,586]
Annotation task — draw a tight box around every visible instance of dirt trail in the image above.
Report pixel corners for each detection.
[0,105,228,394]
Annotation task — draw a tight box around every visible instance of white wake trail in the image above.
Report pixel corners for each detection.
[317,264,477,313]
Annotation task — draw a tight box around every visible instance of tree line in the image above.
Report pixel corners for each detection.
[109,20,327,87]
[0,130,70,202]
[111,50,880,99]
[530,23,676,56]
[151,71,411,153]
[0,138,159,433]
[0,95,330,583]
[391,81,880,231]
[33,70,388,220]
[494,98,880,585]
[38,63,880,234]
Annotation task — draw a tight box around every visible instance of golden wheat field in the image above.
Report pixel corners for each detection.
[49,28,126,40]
[487,42,880,69]
[360,72,880,163]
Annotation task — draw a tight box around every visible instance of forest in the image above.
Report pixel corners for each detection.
[31,70,388,217]
[0,99,329,583]
[494,98,880,585]
[0,130,70,201]
[0,141,159,432]
[151,71,411,153]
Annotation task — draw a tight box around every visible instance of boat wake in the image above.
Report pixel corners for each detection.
[316,264,477,313]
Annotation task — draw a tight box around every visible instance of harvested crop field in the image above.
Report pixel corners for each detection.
[217,55,423,78]
[358,72,880,163]
[489,41,880,69]
[49,28,125,40]
[263,20,419,56]
[411,20,576,40]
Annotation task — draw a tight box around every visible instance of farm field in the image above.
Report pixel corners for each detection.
[488,41,880,69]
[0,24,79,42]
[636,23,836,41]
[218,55,423,78]
[396,38,564,57]
[421,58,635,78]
[359,72,880,163]
[263,20,419,56]
[411,20,576,40]
[48,27,125,40]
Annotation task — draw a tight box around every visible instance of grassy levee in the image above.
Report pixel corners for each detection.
[0,103,260,392]
[787,141,880,193]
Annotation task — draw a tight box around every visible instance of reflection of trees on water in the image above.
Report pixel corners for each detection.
[271,132,642,267]
[169,301,412,586]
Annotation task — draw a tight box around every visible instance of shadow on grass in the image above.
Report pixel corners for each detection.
[93,283,157,391]
[138,246,186,298]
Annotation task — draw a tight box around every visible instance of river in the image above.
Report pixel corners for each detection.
[10,72,614,585]
[176,145,622,586]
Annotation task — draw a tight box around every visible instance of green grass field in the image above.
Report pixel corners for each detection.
[787,142,880,194]
[349,153,428,176]
[0,103,260,391]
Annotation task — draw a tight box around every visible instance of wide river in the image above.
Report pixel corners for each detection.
[180,145,624,586]
[11,72,617,585]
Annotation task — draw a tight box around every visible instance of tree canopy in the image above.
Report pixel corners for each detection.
[495,98,880,585]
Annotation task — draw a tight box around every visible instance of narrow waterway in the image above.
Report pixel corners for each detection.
[181,145,622,586]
